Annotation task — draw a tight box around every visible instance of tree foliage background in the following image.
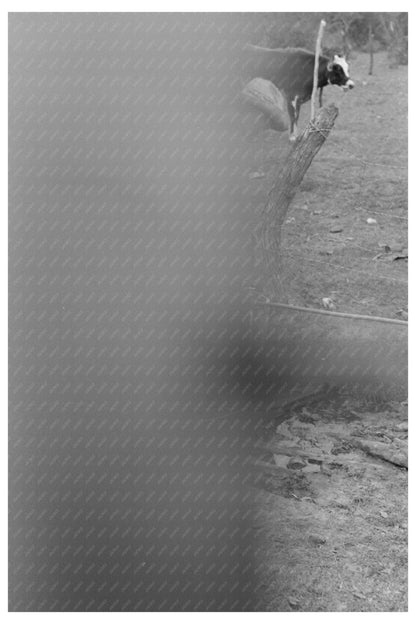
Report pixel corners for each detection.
[250,13,408,65]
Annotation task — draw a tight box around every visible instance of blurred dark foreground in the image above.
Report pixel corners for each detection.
[8,13,272,611]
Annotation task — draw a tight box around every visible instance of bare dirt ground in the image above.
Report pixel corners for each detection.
[247,51,408,612]
[247,51,407,320]
[253,394,407,611]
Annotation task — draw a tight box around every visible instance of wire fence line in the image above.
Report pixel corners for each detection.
[324,140,407,171]
[350,207,407,221]
[283,251,408,285]
[330,132,408,171]
[309,124,407,171]
[260,152,407,174]
[252,299,407,326]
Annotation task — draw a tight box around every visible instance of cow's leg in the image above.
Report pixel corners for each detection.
[289,96,301,142]
[318,87,323,108]
[286,99,295,141]
[288,95,299,142]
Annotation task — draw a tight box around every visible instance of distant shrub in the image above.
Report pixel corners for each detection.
[262,13,321,50]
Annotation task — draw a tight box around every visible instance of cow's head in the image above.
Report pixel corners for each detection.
[327,54,354,91]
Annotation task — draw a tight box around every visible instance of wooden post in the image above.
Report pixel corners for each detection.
[260,104,339,299]
[311,19,326,121]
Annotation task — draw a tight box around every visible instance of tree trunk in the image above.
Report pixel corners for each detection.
[260,104,339,299]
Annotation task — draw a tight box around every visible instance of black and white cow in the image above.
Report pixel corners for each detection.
[243,45,354,141]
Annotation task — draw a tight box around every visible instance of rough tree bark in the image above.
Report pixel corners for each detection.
[260,103,339,299]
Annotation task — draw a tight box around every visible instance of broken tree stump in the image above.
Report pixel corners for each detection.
[241,77,288,132]
[260,103,339,299]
